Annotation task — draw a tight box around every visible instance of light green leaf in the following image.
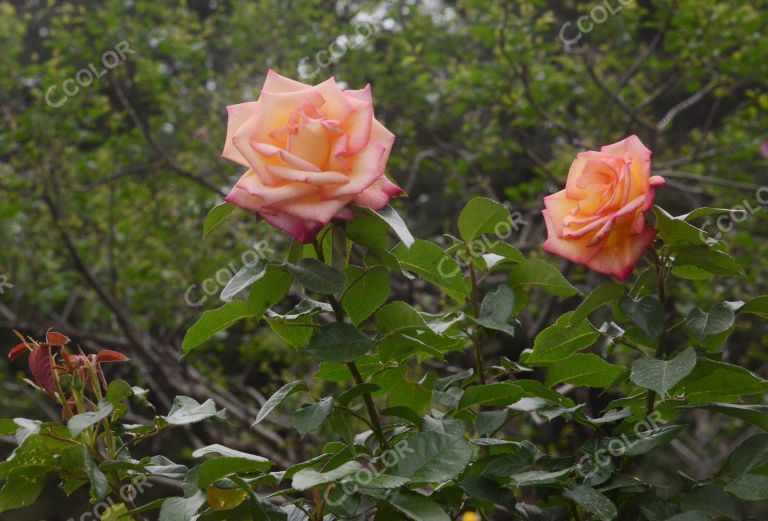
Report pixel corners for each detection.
[570,282,624,325]
[292,461,363,491]
[182,301,254,353]
[291,397,333,437]
[342,266,390,325]
[508,259,578,297]
[457,383,523,410]
[202,202,237,240]
[68,400,113,438]
[253,381,308,426]
[458,197,511,245]
[545,354,624,388]
[739,296,768,318]
[394,239,469,302]
[528,312,599,365]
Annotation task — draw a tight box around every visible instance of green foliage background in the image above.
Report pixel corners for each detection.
[0,0,766,519]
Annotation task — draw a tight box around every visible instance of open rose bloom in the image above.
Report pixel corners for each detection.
[221,70,401,243]
[542,135,665,280]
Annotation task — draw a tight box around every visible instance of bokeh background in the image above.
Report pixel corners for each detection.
[0,0,766,518]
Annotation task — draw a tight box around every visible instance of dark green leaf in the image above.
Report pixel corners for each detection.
[304,323,374,363]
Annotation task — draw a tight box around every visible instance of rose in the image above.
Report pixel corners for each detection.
[220,70,401,243]
[542,135,665,279]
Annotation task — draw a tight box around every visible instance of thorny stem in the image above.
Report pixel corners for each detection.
[467,256,487,385]
[312,238,388,450]
[646,246,672,415]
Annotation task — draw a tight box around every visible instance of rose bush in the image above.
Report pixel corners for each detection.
[542,135,666,279]
[221,70,402,243]
[2,73,767,520]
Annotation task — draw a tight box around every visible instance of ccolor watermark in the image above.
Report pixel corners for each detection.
[325,439,414,506]
[576,410,666,475]
[559,0,635,49]
[698,186,768,241]
[65,475,153,521]
[184,240,275,307]
[45,41,136,108]
[437,209,528,279]
[297,20,380,82]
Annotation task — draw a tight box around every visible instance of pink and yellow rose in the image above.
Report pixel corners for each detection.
[221,70,401,243]
[542,135,665,280]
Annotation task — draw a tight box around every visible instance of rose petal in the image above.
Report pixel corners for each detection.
[353,176,403,210]
[221,102,260,167]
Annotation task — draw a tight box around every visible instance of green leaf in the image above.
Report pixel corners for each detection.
[472,285,516,335]
[389,381,432,415]
[653,206,710,247]
[375,301,428,335]
[527,312,599,365]
[620,295,665,341]
[288,259,346,294]
[304,323,374,363]
[726,473,768,501]
[291,397,333,437]
[674,245,745,277]
[564,485,617,521]
[182,301,254,353]
[570,282,625,325]
[385,431,472,483]
[545,354,624,388]
[678,403,768,431]
[292,460,363,491]
[165,396,225,425]
[681,484,743,520]
[678,359,768,404]
[347,207,392,250]
[507,259,579,297]
[458,476,516,510]
[740,296,768,318]
[393,239,469,303]
[724,435,768,500]
[458,197,511,245]
[457,383,523,409]
[203,202,237,240]
[0,467,46,514]
[252,380,308,426]
[83,447,110,500]
[247,265,292,315]
[508,468,572,486]
[386,491,450,521]
[220,260,266,302]
[198,455,272,489]
[631,347,697,397]
[158,492,206,521]
[342,266,390,325]
[687,303,735,339]
[338,383,381,406]
[375,205,415,249]
[68,400,114,438]
[618,425,685,456]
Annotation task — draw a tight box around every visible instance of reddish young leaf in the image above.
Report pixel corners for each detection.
[8,342,29,361]
[46,331,70,346]
[28,344,56,397]
[95,350,129,363]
